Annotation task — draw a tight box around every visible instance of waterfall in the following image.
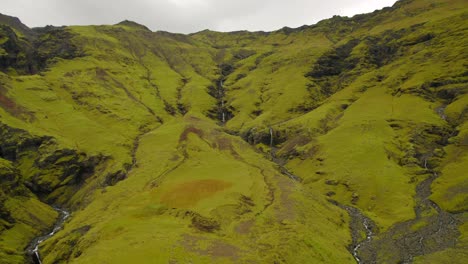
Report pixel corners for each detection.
[219,79,226,123]
[31,208,70,264]
[269,127,273,148]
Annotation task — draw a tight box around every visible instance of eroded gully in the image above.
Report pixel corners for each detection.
[27,120,160,263]
[341,105,461,264]
[268,128,373,264]
[28,208,70,264]
[268,105,462,264]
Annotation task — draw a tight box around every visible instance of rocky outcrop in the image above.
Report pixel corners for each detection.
[0,122,111,263]
[0,25,36,74]
[0,21,84,74]
[0,160,23,227]
[0,122,107,201]
[0,13,35,39]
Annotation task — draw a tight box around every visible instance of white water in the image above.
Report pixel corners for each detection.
[352,216,374,264]
[219,79,226,123]
[32,208,70,264]
[436,105,447,121]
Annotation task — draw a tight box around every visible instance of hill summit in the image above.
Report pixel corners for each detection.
[0,0,467,263]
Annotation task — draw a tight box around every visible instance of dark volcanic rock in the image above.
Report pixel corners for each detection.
[0,122,107,198]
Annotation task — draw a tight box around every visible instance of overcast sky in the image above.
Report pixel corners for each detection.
[2,0,398,33]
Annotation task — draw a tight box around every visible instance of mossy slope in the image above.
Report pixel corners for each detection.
[0,0,466,263]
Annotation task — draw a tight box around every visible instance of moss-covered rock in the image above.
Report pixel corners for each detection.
[0,0,466,263]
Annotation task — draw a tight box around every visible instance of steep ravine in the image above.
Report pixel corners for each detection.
[265,106,463,263]
[340,204,377,264]
[207,65,235,124]
[208,78,233,124]
[25,122,160,263]
[28,208,70,264]
[267,129,376,262]
[269,128,302,182]
[345,106,462,263]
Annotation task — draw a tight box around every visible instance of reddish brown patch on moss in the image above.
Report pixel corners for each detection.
[181,234,241,261]
[275,174,296,221]
[161,179,232,208]
[215,137,243,161]
[95,67,109,80]
[179,126,204,143]
[235,219,254,234]
[208,241,241,260]
[0,92,16,110]
[216,137,231,151]
[0,84,33,120]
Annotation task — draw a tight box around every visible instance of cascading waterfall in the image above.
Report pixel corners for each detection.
[219,79,226,123]
[352,217,374,264]
[30,208,70,264]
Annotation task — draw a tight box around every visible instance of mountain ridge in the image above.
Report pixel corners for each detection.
[0,0,467,263]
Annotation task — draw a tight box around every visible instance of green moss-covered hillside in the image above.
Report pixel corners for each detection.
[0,0,467,263]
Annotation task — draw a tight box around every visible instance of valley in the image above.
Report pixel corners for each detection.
[0,0,467,263]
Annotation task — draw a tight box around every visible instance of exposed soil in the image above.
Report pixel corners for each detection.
[235,219,255,234]
[181,234,241,261]
[160,179,232,208]
[0,84,34,121]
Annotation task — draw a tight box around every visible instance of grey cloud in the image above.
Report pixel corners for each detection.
[1,0,397,33]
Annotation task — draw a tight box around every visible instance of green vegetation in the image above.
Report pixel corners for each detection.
[0,0,466,263]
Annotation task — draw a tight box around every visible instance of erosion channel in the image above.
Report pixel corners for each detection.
[267,106,464,263]
[28,208,70,264]
[341,105,462,263]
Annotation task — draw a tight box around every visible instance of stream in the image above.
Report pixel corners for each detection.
[268,128,373,262]
[331,203,377,264]
[28,207,70,264]
[269,128,302,183]
[210,74,234,124]
[340,104,461,263]
[268,103,461,263]
[219,79,227,123]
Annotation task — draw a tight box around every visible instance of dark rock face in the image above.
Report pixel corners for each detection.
[0,22,84,74]
[240,127,288,146]
[0,122,114,264]
[191,214,220,232]
[220,63,235,76]
[0,13,35,38]
[206,76,236,124]
[0,122,106,199]
[0,159,28,230]
[0,25,37,74]
[103,170,127,186]
[0,164,19,224]
[305,39,360,79]
[32,26,85,70]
